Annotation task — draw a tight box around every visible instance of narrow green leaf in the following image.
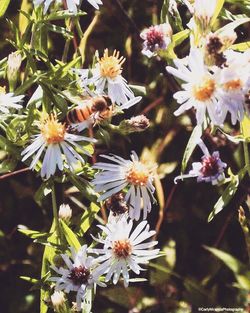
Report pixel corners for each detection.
[0,0,11,18]
[60,220,81,250]
[40,222,57,313]
[211,0,225,25]
[181,125,202,173]
[79,202,101,235]
[208,167,247,222]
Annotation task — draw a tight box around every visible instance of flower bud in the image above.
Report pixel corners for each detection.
[58,204,72,223]
[193,0,217,34]
[51,291,67,313]
[7,52,22,91]
[119,115,150,134]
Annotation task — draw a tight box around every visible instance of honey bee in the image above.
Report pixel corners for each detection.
[66,95,113,127]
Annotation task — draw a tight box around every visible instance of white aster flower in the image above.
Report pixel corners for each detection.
[140,23,172,58]
[175,140,227,185]
[92,151,156,221]
[50,245,103,312]
[21,114,95,179]
[91,215,159,287]
[166,49,227,126]
[0,86,24,115]
[76,49,136,106]
[215,49,250,124]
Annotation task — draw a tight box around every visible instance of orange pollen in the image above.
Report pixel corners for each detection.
[193,79,215,101]
[126,162,150,186]
[223,79,242,91]
[40,115,66,145]
[113,240,132,259]
[98,49,126,79]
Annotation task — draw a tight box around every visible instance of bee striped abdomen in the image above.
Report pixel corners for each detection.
[67,105,93,124]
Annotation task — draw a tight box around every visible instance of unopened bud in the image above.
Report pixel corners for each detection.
[58,204,72,223]
[193,0,217,34]
[51,291,67,313]
[119,115,150,134]
[7,52,22,91]
[53,254,64,268]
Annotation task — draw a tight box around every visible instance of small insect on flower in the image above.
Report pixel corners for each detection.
[21,113,96,179]
[0,86,24,115]
[104,192,129,217]
[66,95,113,131]
[91,215,160,287]
[92,151,156,221]
[140,23,172,58]
[50,245,104,312]
[76,49,139,106]
[175,140,227,185]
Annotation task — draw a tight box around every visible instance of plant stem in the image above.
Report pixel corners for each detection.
[241,122,250,176]
[51,183,62,242]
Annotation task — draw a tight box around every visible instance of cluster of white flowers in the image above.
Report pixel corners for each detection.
[50,214,159,311]
[139,0,250,187]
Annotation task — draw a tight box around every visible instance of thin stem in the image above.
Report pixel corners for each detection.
[243,141,250,176]
[241,122,250,176]
[51,183,62,242]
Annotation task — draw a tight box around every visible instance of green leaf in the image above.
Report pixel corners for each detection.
[205,246,250,290]
[46,10,86,21]
[211,0,225,25]
[79,202,101,235]
[231,41,250,51]
[160,0,169,24]
[208,167,247,222]
[60,220,81,250]
[40,223,57,313]
[181,125,202,173]
[68,173,97,202]
[0,0,11,18]
[172,29,190,47]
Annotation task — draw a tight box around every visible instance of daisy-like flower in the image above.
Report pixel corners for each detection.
[33,0,102,14]
[76,49,136,106]
[0,86,24,115]
[140,23,172,58]
[91,215,159,287]
[21,114,95,179]
[175,140,227,185]
[92,151,156,221]
[215,49,250,124]
[166,49,227,125]
[50,245,103,312]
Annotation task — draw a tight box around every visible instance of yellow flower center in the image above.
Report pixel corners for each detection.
[0,86,6,94]
[98,49,125,79]
[40,114,66,145]
[193,78,215,101]
[113,240,132,259]
[126,161,151,186]
[223,79,242,91]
